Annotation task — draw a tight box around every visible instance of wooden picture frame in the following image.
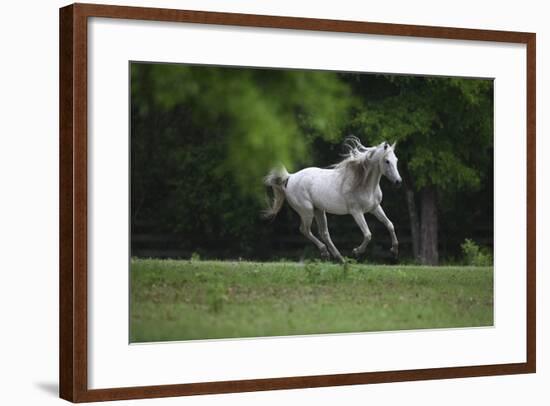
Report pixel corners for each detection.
[59,3,536,402]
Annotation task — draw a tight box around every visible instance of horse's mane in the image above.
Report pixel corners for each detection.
[331,136,384,191]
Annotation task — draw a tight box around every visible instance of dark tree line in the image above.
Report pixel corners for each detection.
[131,63,493,265]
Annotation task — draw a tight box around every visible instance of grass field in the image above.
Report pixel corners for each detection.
[130,259,493,343]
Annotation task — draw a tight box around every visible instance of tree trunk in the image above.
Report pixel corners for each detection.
[419,186,439,265]
[405,185,421,261]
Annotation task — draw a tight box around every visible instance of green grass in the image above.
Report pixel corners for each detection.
[130,259,493,343]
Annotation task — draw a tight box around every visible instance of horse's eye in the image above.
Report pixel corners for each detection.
[385,160,390,164]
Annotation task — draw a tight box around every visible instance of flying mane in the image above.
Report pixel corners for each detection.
[332,136,383,191]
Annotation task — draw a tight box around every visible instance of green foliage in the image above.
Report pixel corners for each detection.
[347,75,493,192]
[207,279,228,313]
[304,259,351,284]
[130,259,493,342]
[304,259,322,283]
[461,239,493,266]
[131,63,356,198]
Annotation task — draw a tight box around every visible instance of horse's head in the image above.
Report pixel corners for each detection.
[337,136,402,188]
[379,141,402,186]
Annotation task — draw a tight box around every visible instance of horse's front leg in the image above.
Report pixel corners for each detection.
[372,205,398,256]
[350,211,372,257]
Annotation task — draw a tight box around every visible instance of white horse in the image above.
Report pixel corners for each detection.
[263,137,402,263]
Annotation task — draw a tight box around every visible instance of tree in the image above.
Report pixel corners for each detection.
[130,64,493,263]
[132,63,356,195]
[130,63,357,255]
[347,75,493,265]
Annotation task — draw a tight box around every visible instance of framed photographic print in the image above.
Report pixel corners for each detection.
[59,3,536,402]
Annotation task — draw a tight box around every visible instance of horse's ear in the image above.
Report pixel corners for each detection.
[391,141,397,150]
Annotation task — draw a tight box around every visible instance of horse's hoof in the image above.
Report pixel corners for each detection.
[352,248,362,257]
[390,246,399,257]
[320,248,330,261]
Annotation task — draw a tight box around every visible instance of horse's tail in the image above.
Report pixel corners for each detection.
[262,166,290,219]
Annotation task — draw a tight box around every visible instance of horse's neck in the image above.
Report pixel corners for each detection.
[340,162,381,197]
[362,163,382,195]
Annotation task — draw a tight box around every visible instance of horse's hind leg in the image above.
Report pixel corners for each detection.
[314,209,345,263]
[298,211,330,260]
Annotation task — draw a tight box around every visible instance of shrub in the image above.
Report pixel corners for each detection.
[461,239,493,266]
[207,281,228,313]
[304,260,322,283]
